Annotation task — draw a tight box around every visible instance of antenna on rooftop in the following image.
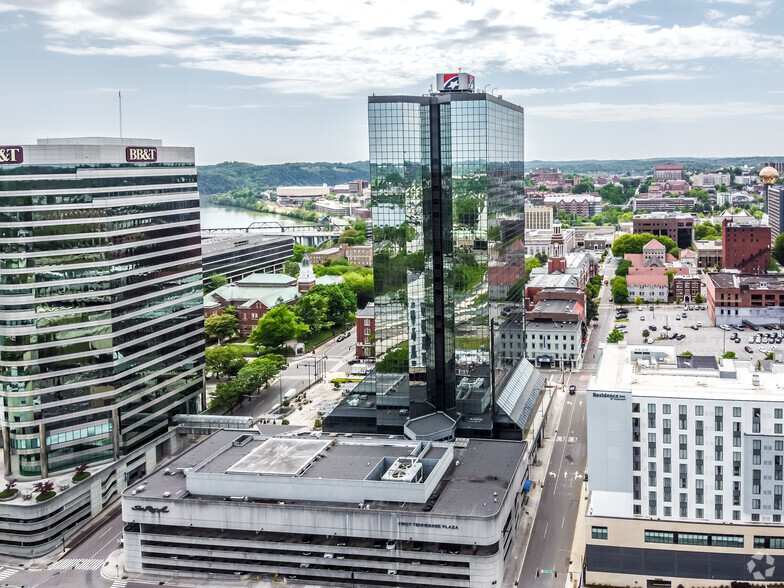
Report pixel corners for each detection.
[118,90,123,140]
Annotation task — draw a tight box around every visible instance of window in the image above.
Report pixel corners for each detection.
[695,405,704,416]
[755,537,784,549]
[716,407,723,417]
[733,510,741,521]
[753,499,761,510]
[679,533,708,545]
[591,526,608,540]
[645,530,674,544]
[776,408,783,419]
[777,424,782,435]
[663,404,671,415]
[777,441,784,452]
[648,403,656,414]
[734,407,741,418]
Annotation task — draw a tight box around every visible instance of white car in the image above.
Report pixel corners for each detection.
[749,336,755,344]
[759,347,769,354]
[720,325,730,331]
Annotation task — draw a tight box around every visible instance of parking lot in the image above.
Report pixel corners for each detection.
[611,302,781,361]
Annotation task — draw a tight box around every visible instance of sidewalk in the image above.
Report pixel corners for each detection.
[564,478,589,588]
[503,377,568,587]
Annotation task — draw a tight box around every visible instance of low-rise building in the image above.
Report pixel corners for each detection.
[204,256,342,335]
[519,288,586,369]
[525,205,553,230]
[673,274,702,303]
[653,164,684,181]
[543,193,603,217]
[523,227,576,256]
[308,243,349,265]
[355,303,375,358]
[694,239,723,269]
[314,199,360,216]
[721,219,771,274]
[707,273,784,326]
[691,172,731,188]
[201,233,293,285]
[276,185,331,206]
[626,273,669,302]
[346,244,372,267]
[122,429,529,588]
[632,197,696,213]
[586,344,784,587]
[633,213,694,248]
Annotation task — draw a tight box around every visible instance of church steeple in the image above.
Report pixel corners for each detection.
[548,220,566,273]
[298,253,316,293]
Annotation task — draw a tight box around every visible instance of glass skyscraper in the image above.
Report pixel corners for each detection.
[0,138,204,479]
[326,75,537,439]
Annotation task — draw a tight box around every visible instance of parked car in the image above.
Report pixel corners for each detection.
[649,306,654,312]
[681,312,687,318]
[649,325,657,331]
[663,325,671,331]
[569,385,576,395]
[669,333,678,340]
[646,337,655,344]
[759,347,769,354]
[675,315,681,321]
[720,325,731,331]
[677,334,686,340]
[745,346,753,353]
[690,325,699,331]
[640,316,645,321]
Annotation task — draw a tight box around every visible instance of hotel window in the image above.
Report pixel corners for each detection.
[777,441,784,452]
[777,424,783,435]
[777,408,783,419]
[663,404,671,415]
[591,527,608,540]
[733,407,741,418]
[695,405,704,416]
[733,510,741,521]
[649,433,657,458]
[663,448,671,473]
[645,530,674,544]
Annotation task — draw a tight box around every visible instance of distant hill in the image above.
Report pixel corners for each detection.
[527,157,784,176]
[197,161,370,197]
[198,156,784,200]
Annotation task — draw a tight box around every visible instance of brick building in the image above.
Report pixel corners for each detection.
[633,212,694,248]
[653,164,684,181]
[543,193,603,217]
[673,274,702,302]
[707,273,784,326]
[721,219,771,274]
[355,303,375,358]
[346,245,372,267]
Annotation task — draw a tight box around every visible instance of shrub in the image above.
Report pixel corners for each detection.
[314,418,322,429]
[35,491,56,503]
[281,419,290,425]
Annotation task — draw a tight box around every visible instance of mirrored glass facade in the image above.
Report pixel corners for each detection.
[0,139,204,478]
[368,91,525,438]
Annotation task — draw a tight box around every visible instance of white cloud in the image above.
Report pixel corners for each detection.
[529,101,784,122]
[2,0,783,97]
[502,73,707,99]
[188,104,269,110]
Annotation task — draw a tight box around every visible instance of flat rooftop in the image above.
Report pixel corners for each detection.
[128,430,526,517]
[592,343,784,400]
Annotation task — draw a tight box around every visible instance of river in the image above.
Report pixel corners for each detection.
[199,205,315,229]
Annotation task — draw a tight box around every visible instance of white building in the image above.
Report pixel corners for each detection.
[586,343,784,586]
[691,173,731,189]
[523,227,576,256]
[122,429,529,588]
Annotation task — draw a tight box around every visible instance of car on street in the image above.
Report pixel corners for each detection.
[677,334,685,340]
[669,332,678,340]
[646,337,655,344]
[690,325,698,330]
[569,385,576,395]
[640,316,645,321]
[681,312,687,318]
[663,325,671,331]
[649,325,657,331]
[336,334,346,342]
[649,306,654,311]
[675,315,680,320]
[720,325,731,331]
[760,348,769,354]
[609,297,613,302]
[745,346,753,353]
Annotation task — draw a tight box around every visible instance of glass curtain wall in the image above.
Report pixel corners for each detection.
[0,161,204,478]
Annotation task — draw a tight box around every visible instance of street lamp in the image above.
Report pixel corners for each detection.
[278,364,288,413]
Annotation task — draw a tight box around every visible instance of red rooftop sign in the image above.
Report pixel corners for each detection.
[0,147,23,164]
[125,146,158,163]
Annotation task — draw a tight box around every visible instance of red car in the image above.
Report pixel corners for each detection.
[745,346,753,354]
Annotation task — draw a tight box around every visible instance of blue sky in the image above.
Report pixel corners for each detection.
[1,0,783,165]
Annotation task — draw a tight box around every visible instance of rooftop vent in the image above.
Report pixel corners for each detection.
[381,457,424,483]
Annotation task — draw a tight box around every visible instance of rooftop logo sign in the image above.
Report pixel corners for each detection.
[0,147,23,164]
[126,147,157,163]
[436,73,475,93]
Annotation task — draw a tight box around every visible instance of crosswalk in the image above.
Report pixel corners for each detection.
[0,567,18,581]
[110,580,127,588]
[49,558,105,570]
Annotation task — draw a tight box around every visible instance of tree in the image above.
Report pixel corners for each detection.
[204,273,228,294]
[210,379,243,410]
[722,351,737,359]
[607,328,625,343]
[205,346,247,379]
[611,277,629,304]
[634,296,643,306]
[586,297,599,322]
[612,232,679,258]
[534,252,549,265]
[342,271,375,308]
[615,260,632,277]
[773,234,784,266]
[305,283,357,327]
[642,329,650,339]
[694,292,704,304]
[283,259,300,277]
[572,182,595,194]
[295,292,330,333]
[338,228,366,245]
[248,305,309,349]
[681,351,693,356]
[204,312,239,344]
[766,352,775,361]
[237,354,285,393]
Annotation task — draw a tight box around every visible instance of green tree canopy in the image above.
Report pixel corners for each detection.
[586,297,599,322]
[237,354,286,393]
[338,228,366,245]
[773,234,784,266]
[204,312,239,343]
[611,276,629,304]
[607,328,625,343]
[283,259,300,277]
[248,305,309,349]
[205,346,247,379]
[612,232,679,258]
[722,351,737,359]
[294,292,331,332]
[210,379,243,410]
[572,182,595,194]
[305,283,357,327]
[341,271,375,308]
[204,274,228,294]
[615,259,632,277]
